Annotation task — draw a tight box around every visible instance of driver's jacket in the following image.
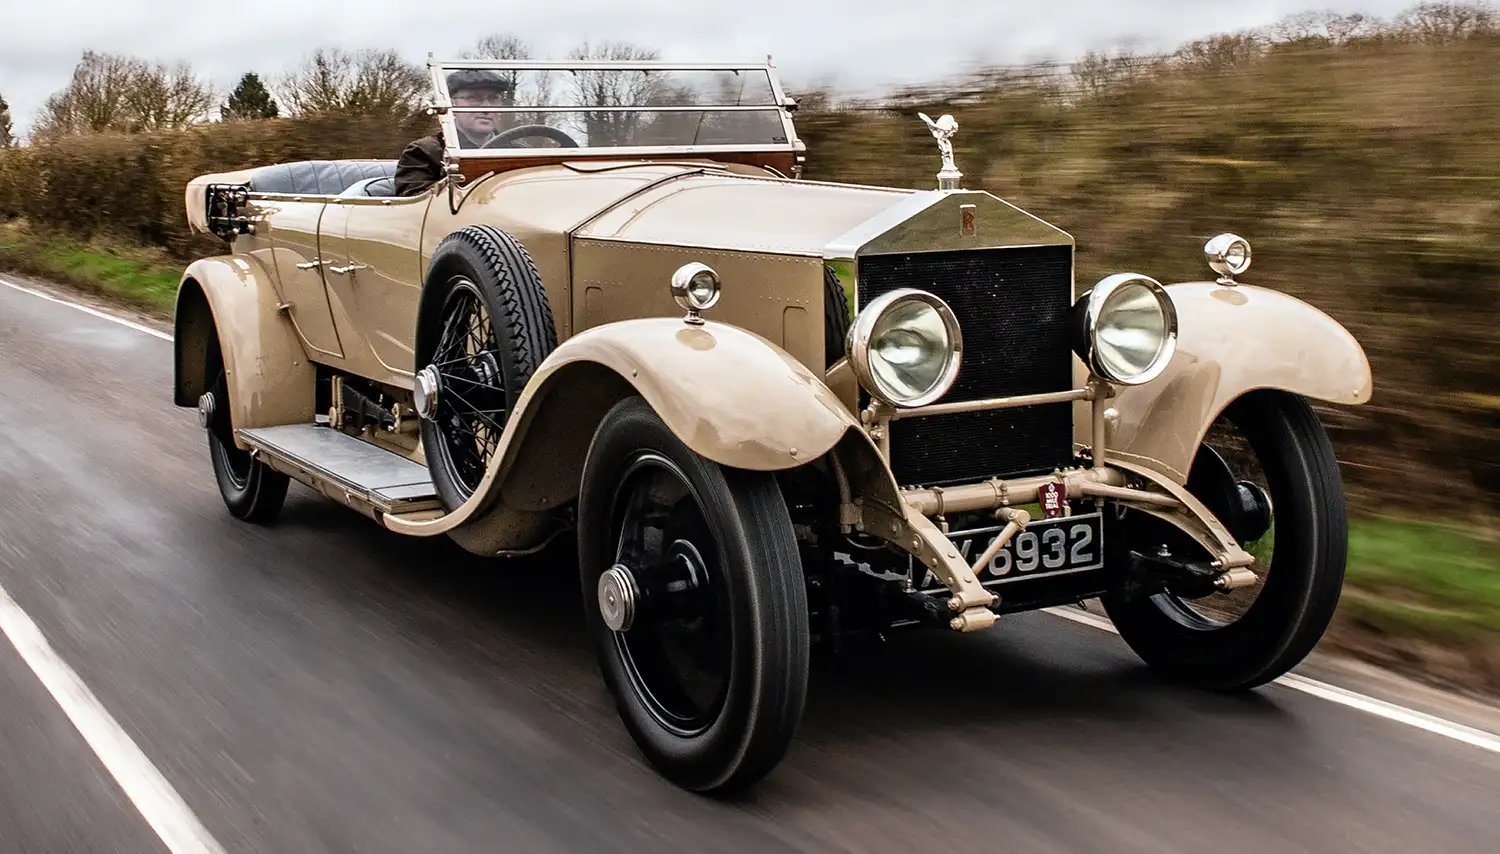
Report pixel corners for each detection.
[394,133,447,197]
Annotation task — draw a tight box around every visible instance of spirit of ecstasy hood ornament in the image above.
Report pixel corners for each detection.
[918,112,962,190]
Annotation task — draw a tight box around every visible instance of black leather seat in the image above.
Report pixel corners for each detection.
[245,160,399,196]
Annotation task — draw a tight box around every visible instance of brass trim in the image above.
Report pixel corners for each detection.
[885,386,1093,421]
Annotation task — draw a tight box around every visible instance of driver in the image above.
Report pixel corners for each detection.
[394,70,516,196]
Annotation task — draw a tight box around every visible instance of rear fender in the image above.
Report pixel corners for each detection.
[174,256,315,438]
[1098,281,1371,482]
[384,317,863,552]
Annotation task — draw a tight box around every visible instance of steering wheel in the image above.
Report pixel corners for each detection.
[482,124,580,149]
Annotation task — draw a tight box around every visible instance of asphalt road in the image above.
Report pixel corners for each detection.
[1,274,1498,854]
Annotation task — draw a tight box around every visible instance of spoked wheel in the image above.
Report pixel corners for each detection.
[579,397,810,793]
[1101,389,1348,691]
[414,225,556,510]
[203,340,288,523]
[424,279,507,500]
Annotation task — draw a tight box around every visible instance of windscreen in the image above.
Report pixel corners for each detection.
[435,65,793,152]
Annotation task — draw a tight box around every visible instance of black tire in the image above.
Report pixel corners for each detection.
[1101,390,1348,691]
[823,265,851,367]
[204,338,288,523]
[578,396,810,793]
[414,225,557,510]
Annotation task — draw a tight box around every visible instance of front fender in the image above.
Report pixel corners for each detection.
[1100,281,1371,482]
[174,256,315,437]
[384,316,862,547]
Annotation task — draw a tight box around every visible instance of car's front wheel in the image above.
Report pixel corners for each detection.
[578,396,810,793]
[1101,389,1347,691]
[203,340,288,523]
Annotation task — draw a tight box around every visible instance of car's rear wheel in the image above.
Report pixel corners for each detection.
[578,396,810,793]
[1101,389,1347,691]
[413,225,557,510]
[203,338,288,523]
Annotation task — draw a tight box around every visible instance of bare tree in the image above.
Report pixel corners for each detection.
[1072,48,1161,96]
[122,60,217,131]
[459,32,554,118]
[1324,12,1382,42]
[1395,1,1497,42]
[565,40,665,145]
[1270,10,1382,43]
[275,47,427,117]
[31,51,139,137]
[1171,32,1269,73]
[30,51,215,137]
[0,93,13,146]
[462,33,533,61]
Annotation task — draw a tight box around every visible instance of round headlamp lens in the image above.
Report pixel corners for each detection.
[1222,240,1249,273]
[1204,232,1252,278]
[686,271,718,308]
[670,262,721,313]
[849,288,963,407]
[1096,282,1170,380]
[1073,273,1177,386]
[870,300,952,401]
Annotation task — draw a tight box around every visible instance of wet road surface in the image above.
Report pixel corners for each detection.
[1,275,1498,853]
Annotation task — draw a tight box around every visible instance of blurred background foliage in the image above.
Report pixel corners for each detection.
[2,2,1500,522]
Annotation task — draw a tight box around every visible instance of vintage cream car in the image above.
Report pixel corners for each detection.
[173,58,1372,793]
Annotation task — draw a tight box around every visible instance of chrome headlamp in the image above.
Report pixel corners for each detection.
[1204,233,1251,283]
[670,262,721,324]
[847,288,963,407]
[1070,273,1178,386]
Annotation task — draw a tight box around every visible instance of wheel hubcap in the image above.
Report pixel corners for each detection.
[413,365,441,420]
[599,564,639,633]
[605,452,731,736]
[424,278,505,500]
[197,392,215,428]
[1232,481,1273,543]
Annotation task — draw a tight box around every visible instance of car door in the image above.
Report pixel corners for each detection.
[261,199,345,360]
[318,191,433,384]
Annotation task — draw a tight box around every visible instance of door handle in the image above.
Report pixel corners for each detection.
[295,259,322,270]
[328,263,369,275]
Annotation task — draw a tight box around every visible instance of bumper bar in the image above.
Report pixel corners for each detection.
[847,377,1257,632]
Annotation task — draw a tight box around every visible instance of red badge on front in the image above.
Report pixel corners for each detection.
[1039,483,1065,519]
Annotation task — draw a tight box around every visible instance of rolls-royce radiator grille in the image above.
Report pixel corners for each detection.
[855,245,1077,487]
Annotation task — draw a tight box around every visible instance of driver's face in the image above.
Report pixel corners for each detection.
[452,88,511,143]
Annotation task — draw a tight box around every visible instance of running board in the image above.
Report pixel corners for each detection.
[237,424,442,520]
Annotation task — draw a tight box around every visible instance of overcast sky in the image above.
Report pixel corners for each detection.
[2,0,1420,138]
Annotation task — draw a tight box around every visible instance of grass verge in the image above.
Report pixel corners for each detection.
[1345,517,1500,638]
[1334,517,1500,698]
[0,220,180,317]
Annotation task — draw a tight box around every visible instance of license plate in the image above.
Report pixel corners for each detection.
[917,512,1104,591]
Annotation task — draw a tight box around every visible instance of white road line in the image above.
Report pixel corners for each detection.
[1043,606,1500,755]
[0,583,229,854]
[4,272,1500,763]
[0,276,173,342]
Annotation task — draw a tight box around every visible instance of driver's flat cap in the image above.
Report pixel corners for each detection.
[446,69,516,97]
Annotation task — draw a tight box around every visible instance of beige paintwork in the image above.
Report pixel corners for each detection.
[1084,281,1372,483]
[383,316,866,550]
[318,194,434,384]
[173,255,316,437]
[177,141,1371,611]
